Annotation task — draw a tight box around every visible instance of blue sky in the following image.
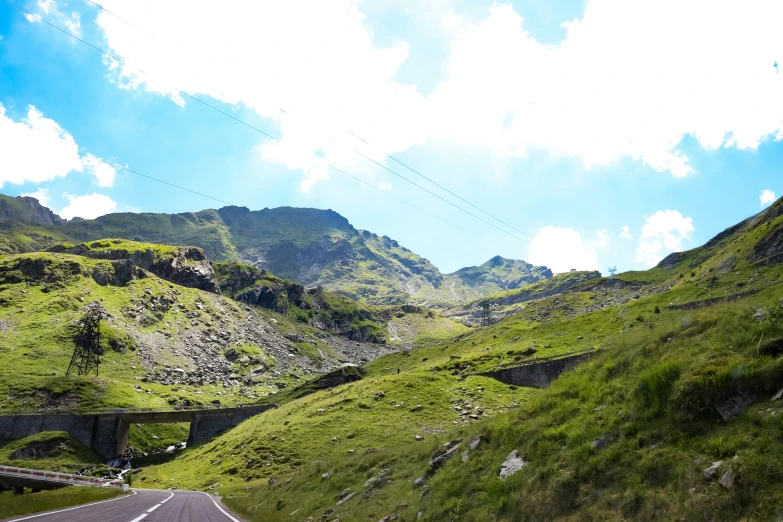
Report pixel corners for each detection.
[0,0,782,274]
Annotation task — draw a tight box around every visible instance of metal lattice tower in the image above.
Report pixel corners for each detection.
[608,266,618,276]
[480,301,493,327]
[66,302,107,377]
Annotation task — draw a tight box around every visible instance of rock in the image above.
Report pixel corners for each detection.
[704,461,723,481]
[590,433,612,450]
[415,435,423,441]
[593,404,607,411]
[419,486,430,498]
[413,477,426,487]
[577,335,583,340]
[428,440,462,470]
[335,488,352,500]
[418,510,423,520]
[337,492,355,505]
[268,477,276,485]
[363,469,390,488]
[322,472,331,480]
[379,514,400,522]
[409,404,423,412]
[772,387,783,401]
[461,450,469,463]
[499,449,527,479]
[719,468,736,489]
[522,346,537,355]
[716,393,754,421]
[469,436,482,451]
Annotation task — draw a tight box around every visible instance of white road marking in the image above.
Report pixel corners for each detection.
[147,504,161,513]
[202,492,242,521]
[128,515,148,522]
[9,490,138,521]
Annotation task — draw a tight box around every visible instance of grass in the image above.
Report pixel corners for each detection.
[0,431,104,473]
[7,197,783,520]
[126,200,783,520]
[0,251,363,413]
[127,423,190,453]
[0,486,124,519]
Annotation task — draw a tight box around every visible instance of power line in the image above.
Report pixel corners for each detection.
[76,0,535,241]
[79,153,478,236]
[76,153,233,206]
[5,0,518,242]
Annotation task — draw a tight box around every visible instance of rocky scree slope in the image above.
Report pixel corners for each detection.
[0,250,396,413]
[0,194,552,307]
[132,195,783,522]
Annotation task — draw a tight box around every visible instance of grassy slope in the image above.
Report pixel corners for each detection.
[0,220,74,255]
[0,251,379,413]
[0,431,104,473]
[0,487,124,519]
[130,199,783,521]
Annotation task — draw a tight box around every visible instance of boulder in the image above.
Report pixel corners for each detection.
[719,468,736,489]
[499,450,527,479]
[590,433,612,450]
[428,440,462,470]
[716,393,754,421]
[704,461,723,481]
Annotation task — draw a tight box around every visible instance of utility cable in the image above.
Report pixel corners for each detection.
[5,0,501,241]
[78,0,534,241]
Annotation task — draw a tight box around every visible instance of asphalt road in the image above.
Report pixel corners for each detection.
[6,488,244,522]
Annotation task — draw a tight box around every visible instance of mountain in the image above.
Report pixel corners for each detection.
[7,194,783,520]
[119,195,783,521]
[0,194,551,306]
[0,194,64,226]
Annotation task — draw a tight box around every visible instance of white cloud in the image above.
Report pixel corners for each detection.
[619,225,632,239]
[95,0,426,191]
[80,154,116,187]
[31,0,81,36]
[634,210,694,267]
[0,104,81,187]
[0,103,117,188]
[91,1,783,188]
[527,226,604,274]
[20,188,52,208]
[594,228,609,248]
[379,182,393,192]
[761,189,776,207]
[59,193,117,220]
[24,13,40,23]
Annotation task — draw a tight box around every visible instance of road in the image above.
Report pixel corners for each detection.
[5,488,245,522]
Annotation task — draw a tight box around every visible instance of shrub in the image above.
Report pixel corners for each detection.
[654,306,661,314]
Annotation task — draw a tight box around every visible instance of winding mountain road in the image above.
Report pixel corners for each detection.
[5,489,244,522]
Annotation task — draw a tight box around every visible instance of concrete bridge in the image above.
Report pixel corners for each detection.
[479,349,598,388]
[0,403,276,459]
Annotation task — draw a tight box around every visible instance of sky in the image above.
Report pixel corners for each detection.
[1,0,782,275]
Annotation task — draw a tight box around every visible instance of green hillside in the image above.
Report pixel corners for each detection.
[123,197,783,521]
[0,194,553,307]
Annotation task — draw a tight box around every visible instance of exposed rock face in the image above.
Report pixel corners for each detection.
[68,243,219,293]
[448,255,552,291]
[91,260,145,286]
[0,195,65,225]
